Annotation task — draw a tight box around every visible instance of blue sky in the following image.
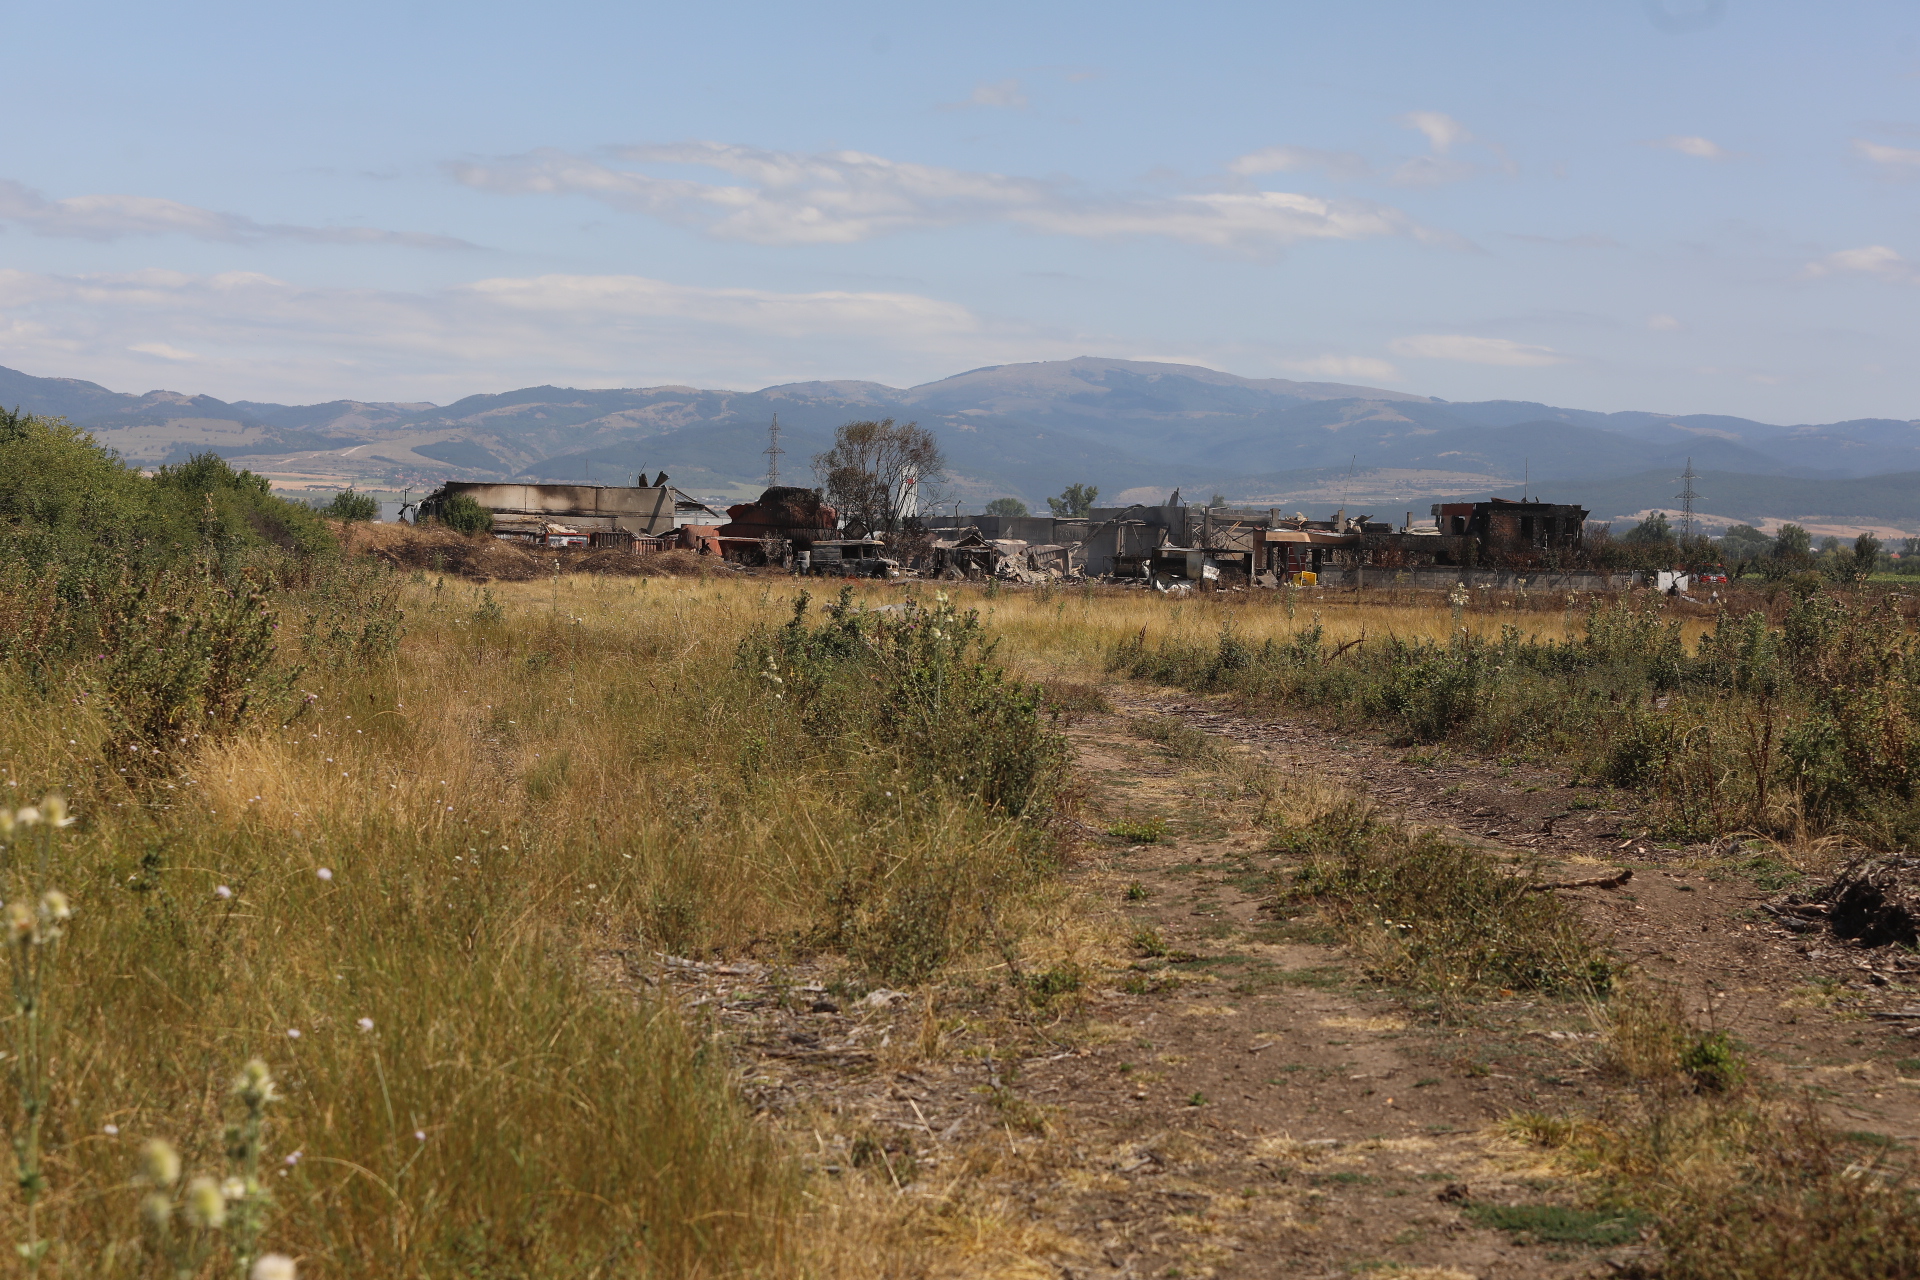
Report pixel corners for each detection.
[3,0,1920,420]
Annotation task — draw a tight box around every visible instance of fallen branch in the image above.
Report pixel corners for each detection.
[1525,868,1633,892]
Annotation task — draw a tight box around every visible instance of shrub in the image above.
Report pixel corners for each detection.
[1280,803,1609,1003]
[321,489,379,522]
[439,494,494,535]
[1111,591,1920,847]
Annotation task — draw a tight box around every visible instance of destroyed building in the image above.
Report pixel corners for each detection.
[925,495,1601,587]
[418,480,680,544]
[1428,498,1589,568]
[701,486,845,564]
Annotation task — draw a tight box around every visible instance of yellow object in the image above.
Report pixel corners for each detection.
[1298,571,1317,585]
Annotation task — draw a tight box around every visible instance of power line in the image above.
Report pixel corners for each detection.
[1676,457,1698,540]
[764,414,784,487]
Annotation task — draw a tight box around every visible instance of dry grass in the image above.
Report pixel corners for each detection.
[0,572,1077,1277]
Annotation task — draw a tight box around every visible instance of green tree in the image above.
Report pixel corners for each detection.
[812,419,945,535]
[1853,531,1883,579]
[1773,523,1812,559]
[984,497,1029,517]
[322,488,379,523]
[1208,492,1228,508]
[440,494,494,536]
[1897,537,1920,576]
[1623,511,1673,544]
[1046,484,1099,518]
[1718,524,1772,559]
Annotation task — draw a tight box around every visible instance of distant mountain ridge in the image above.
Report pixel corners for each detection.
[3,357,1918,526]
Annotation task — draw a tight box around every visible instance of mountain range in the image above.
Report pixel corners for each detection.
[5,357,1919,531]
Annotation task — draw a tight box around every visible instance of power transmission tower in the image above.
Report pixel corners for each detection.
[1676,458,1698,541]
[764,414,783,487]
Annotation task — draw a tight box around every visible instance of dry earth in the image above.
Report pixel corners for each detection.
[631,679,1920,1279]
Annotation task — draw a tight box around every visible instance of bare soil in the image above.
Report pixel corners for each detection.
[640,680,1920,1279]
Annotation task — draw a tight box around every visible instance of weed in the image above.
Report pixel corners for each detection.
[1123,880,1151,901]
[1463,1203,1648,1247]
[1108,816,1169,843]
[1126,715,1226,763]
[1279,803,1609,1003]
[1131,926,1170,957]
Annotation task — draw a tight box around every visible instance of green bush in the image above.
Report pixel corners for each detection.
[738,588,1068,980]
[321,488,379,522]
[1112,591,1920,847]
[0,411,333,571]
[439,493,494,535]
[1281,804,1609,1002]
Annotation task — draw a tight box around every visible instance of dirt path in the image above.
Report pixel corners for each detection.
[644,681,1920,1279]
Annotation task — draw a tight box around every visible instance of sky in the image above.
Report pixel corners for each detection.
[3,0,1920,421]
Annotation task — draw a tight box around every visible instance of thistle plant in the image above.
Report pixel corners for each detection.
[137,1060,287,1280]
[0,795,75,1277]
[1448,581,1469,628]
[222,1059,278,1275]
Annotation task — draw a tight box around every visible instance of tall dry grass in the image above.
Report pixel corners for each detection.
[0,570,1066,1276]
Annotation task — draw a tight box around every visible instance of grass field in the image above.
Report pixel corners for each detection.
[3,555,1916,1276]
[0,569,1075,1277]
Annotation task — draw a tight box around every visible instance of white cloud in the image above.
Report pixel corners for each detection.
[1800,244,1920,283]
[1648,135,1728,160]
[1280,355,1402,382]
[1388,334,1570,366]
[0,179,475,248]
[1852,139,1920,173]
[0,266,1085,401]
[1402,111,1471,156]
[1647,313,1683,331]
[1388,111,1513,186]
[129,341,198,361]
[1227,145,1371,181]
[1228,113,1507,190]
[941,78,1030,110]
[450,142,1453,251]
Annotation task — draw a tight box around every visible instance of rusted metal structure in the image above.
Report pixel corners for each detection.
[711,486,840,564]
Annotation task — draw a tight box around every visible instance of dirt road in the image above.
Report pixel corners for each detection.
[652,680,1920,1278]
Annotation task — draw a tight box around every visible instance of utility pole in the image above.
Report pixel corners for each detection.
[764,414,783,488]
[1677,458,1698,541]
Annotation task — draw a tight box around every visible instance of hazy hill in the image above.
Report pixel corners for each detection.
[3,357,1917,526]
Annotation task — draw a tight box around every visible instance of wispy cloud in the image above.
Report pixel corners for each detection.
[1279,355,1402,382]
[1388,333,1570,366]
[1227,145,1372,181]
[0,179,476,248]
[0,266,1085,401]
[939,78,1030,111]
[449,142,1456,251]
[1852,138,1920,174]
[1646,135,1728,160]
[1800,244,1920,283]
[1647,313,1683,331]
[1227,113,1509,190]
[1389,111,1512,186]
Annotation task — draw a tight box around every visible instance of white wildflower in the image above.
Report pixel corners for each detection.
[139,1139,181,1188]
[183,1176,227,1229]
[250,1254,298,1280]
